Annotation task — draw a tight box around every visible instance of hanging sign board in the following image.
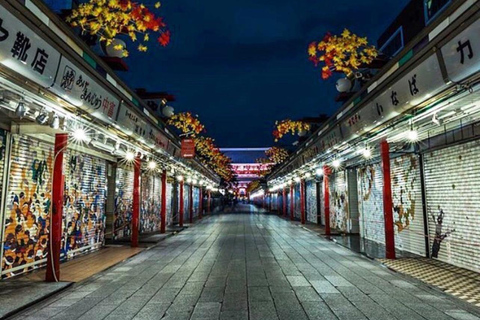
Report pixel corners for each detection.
[50,56,120,122]
[181,139,195,158]
[0,4,61,87]
[442,18,480,83]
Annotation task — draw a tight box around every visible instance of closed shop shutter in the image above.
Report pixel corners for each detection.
[424,140,480,272]
[140,173,161,233]
[166,182,173,225]
[184,184,190,221]
[287,187,291,214]
[357,163,385,244]
[306,180,318,224]
[391,154,425,256]
[278,192,283,213]
[294,183,301,219]
[330,170,349,232]
[63,151,107,257]
[114,166,134,240]
[193,186,199,217]
[272,193,277,211]
[2,135,53,277]
[0,130,7,222]
[320,179,325,226]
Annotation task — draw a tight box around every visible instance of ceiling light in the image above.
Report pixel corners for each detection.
[50,113,60,129]
[35,111,49,125]
[148,161,157,169]
[332,159,341,168]
[177,175,184,182]
[15,101,27,118]
[125,151,135,161]
[363,148,372,159]
[294,177,301,183]
[406,130,418,142]
[305,172,312,178]
[316,168,324,176]
[72,128,89,142]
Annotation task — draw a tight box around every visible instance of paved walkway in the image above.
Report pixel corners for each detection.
[10,210,480,320]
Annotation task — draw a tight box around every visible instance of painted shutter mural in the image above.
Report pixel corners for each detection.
[114,166,134,239]
[306,180,317,223]
[391,154,425,256]
[184,184,190,221]
[2,135,53,277]
[294,183,301,219]
[424,140,480,272]
[140,173,161,233]
[63,151,107,256]
[357,163,385,244]
[0,130,6,223]
[167,182,174,225]
[358,155,425,255]
[329,170,348,232]
[320,179,325,226]
[193,186,200,218]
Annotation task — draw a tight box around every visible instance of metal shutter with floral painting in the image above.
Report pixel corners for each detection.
[113,166,134,240]
[294,183,301,219]
[306,180,318,223]
[329,170,349,232]
[63,151,107,256]
[2,135,53,277]
[424,140,480,272]
[140,173,161,233]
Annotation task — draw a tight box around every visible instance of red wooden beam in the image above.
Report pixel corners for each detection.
[323,165,331,236]
[179,181,184,227]
[160,169,167,233]
[131,155,141,247]
[381,140,396,259]
[46,133,67,282]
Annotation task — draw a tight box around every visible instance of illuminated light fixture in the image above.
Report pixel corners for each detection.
[316,168,324,176]
[206,185,212,190]
[72,128,89,142]
[148,161,157,170]
[35,111,49,125]
[362,147,372,159]
[294,176,301,183]
[288,179,293,185]
[177,175,184,182]
[193,179,198,185]
[15,101,27,118]
[187,177,192,183]
[125,151,135,161]
[332,159,341,168]
[406,129,418,142]
[305,172,312,178]
[50,113,60,129]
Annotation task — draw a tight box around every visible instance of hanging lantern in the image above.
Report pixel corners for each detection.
[162,105,174,118]
[104,38,127,58]
[336,77,352,93]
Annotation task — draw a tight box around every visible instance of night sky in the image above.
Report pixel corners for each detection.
[117,0,410,148]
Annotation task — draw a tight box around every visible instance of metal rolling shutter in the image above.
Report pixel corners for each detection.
[424,140,480,272]
[294,183,301,219]
[357,163,385,244]
[0,129,6,224]
[391,154,425,256]
[63,151,107,256]
[272,193,277,211]
[140,173,161,233]
[306,180,318,224]
[114,166,134,240]
[184,184,190,221]
[193,186,199,218]
[287,188,291,214]
[166,182,173,225]
[320,178,325,226]
[2,135,53,277]
[329,170,349,232]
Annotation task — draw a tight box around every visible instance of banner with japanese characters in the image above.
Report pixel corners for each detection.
[0,4,61,87]
[50,56,120,123]
[442,18,480,83]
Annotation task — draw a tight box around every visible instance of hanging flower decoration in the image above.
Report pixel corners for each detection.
[67,0,170,57]
[265,147,289,164]
[167,112,205,137]
[273,120,310,142]
[308,29,378,80]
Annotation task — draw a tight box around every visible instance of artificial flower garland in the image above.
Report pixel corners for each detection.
[273,120,310,142]
[308,29,378,80]
[67,0,170,57]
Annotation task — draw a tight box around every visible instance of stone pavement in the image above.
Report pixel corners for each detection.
[9,209,480,320]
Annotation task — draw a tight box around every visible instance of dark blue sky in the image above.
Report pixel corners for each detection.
[118,0,410,147]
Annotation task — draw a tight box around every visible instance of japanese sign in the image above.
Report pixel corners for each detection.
[441,18,480,83]
[181,139,196,158]
[0,5,61,87]
[340,54,445,142]
[50,56,120,122]
[145,125,169,151]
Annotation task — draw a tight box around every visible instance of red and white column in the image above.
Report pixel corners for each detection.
[46,133,67,282]
[381,140,395,259]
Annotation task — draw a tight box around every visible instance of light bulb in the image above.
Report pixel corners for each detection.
[332,159,341,168]
[125,151,135,161]
[316,168,324,176]
[407,130,418,142]
[15,102,27,118]
[148,161,156,169]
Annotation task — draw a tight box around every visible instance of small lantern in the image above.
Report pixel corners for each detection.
[336,77,352,93]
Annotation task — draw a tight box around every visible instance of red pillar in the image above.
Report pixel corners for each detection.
[283,187,287,217]
[323,165,331,236]
[381,140,396,259]
[290,185,294,221]
[199,187,203,219]
[300,179,306,224]
[131,154,141,247]
[179,181,184,227]
[46,133,67,282]
[189,184,193,223]
[207,190,211,213]
[160,169,167,233]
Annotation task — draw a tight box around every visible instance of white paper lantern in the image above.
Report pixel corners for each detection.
[162,105,174,118]
[105,38,126,58]
[298,130,307,137]
[336,78,352,93]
